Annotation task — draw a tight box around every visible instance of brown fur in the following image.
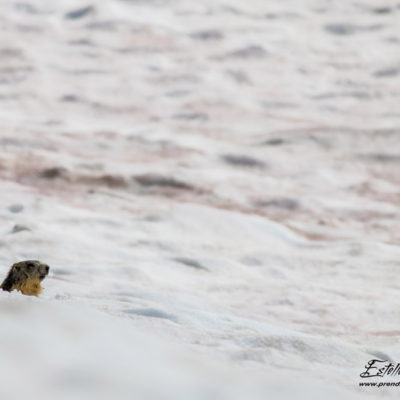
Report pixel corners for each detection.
[1,260,49,296]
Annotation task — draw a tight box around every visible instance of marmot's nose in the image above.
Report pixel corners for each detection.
[45,265,49,273]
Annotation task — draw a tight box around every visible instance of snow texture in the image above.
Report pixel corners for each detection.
[0,0,400,398]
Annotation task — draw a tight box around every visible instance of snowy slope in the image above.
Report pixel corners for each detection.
[0,0,400,398]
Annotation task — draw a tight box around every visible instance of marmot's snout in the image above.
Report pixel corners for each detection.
[39,264,50,280]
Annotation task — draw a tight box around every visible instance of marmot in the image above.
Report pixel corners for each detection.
[1,260,49,296]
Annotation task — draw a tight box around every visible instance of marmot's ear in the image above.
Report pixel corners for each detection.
[1,271,15,292]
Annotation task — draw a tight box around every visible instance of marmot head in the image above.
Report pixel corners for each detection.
[1,260,50,296]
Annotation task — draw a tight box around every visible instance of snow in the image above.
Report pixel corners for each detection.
[0,0,400,398]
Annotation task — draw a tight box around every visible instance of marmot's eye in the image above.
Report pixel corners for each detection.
[26,263,35,270]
